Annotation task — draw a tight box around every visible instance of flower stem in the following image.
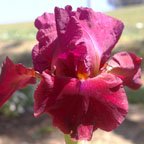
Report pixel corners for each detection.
[64,135,90,144]
[64,135,77,144]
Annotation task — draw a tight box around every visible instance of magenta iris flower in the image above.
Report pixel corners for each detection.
[0,5,142,141]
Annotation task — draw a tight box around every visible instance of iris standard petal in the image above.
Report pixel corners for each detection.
[32,40,57,73]
[52,6,124,78]
[35,12,56,30]
[53,16,92,78]
[32,12,57,73]
[54,5,73,39]
[34,72,128,140]
[75,7,124,68]
[106,52,142,89]
[53,6,86,77]
[0,57,36,107]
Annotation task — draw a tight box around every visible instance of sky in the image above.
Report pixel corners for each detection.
[0,0,113,24]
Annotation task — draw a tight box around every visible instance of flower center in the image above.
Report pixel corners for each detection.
[77,72,89,80]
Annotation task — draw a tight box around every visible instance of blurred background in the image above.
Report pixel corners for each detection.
[0,0,144,144]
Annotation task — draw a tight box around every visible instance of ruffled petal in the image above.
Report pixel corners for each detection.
[32,12,57,73]
[79,73,128,133]
[54,5,72,38]
[34,71,79,118]
[53,17,92,78]
[34,72,128,140]
[32,41,57,73]
[33,6,124,76]
[35,13,55,30]
[34,71,55,117]
[52,6,124,78]
[0,57,36,107]
[106,52,142,89]
[75,7,124,68]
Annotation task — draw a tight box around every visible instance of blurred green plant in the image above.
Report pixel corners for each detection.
[0,22,36,41]
[0,85,35,117]
[108,5,144,43]
[126,87,144,104]
[32,125,56,139]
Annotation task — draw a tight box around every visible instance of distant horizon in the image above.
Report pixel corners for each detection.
[0,0,113,24]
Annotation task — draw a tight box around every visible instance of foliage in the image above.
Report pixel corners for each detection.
[0,22,36,41]
[108,0,144,7]
[0,86,35,117]
[108,5,144,43]
[126,87,144,104]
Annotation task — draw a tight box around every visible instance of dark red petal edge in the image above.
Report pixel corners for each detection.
[0,57,36,107]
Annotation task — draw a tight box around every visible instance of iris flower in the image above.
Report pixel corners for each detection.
[0,5,142,141]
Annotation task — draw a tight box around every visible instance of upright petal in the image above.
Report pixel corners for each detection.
[0,57,36,107]
[75,7,124,68]
[34,72,128,140]
[53,6,124,78]
[53,17,93,78]
[32,41,57,73]
[32,12,57,73]
[35,13,55,30]
[106,52,142,89]
[54,6,71,37]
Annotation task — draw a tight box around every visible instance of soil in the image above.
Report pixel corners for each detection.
[0,104,144,144]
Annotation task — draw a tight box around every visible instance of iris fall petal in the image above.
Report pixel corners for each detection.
[34,72,128,140]
[0,57,36,107]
